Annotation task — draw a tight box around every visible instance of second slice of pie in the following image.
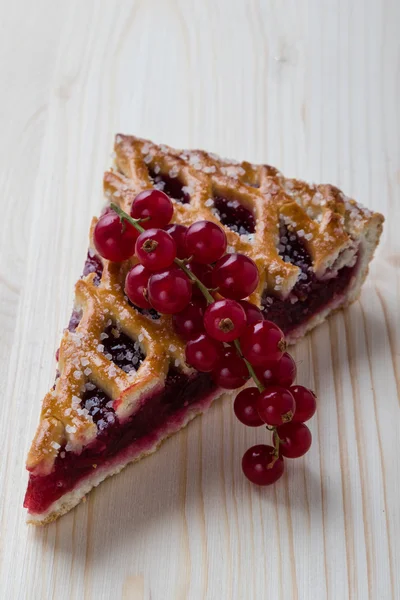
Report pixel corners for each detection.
[24,135,383,524]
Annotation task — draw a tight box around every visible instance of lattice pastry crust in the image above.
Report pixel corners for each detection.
[25,135,383,524]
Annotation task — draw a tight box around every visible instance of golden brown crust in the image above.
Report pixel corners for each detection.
[26,134,384,521]
[109,135,383,296]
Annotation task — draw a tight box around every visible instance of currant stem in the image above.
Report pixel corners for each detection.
[110,202,280,454]
[272,430,282,458]
[233,340,263,392]
[233,342,280,456]
[110,202,146,233]
[175,258,215,304]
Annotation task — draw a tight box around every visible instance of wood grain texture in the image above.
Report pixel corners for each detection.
[0,0,399,598]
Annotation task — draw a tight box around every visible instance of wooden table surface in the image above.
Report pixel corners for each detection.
[0,1,399,599]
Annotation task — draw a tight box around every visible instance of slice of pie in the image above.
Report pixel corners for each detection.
[24,135,384,524]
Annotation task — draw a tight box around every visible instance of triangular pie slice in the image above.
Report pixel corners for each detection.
[24,135,384,524]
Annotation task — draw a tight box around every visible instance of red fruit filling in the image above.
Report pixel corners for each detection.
[131,305,161,321]
[125,295,160,321]
[67,310,82,333]
[100,325,145,373]
[148,166,190,204]
[261,225,359,334]
[213,196,255,235]
[64,252,104,334]
[82,251,103,285]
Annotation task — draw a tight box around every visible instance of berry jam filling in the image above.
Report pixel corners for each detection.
[24,370,216,513]
[100,324,145,374]
[82,251,103,286]
[64,253,103,335]
[135,306,161,320]
[213,196,255,235]
[261,225,358,333]
[67,310,82,333]
[148,167,190,204]
[126,297,160,321]
[81,384,116,429]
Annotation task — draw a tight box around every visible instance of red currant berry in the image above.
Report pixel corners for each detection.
[234,388,264,427]
[164,224,188,259]
[242,445,284,486]
[212,253,259,299]
[238,300,264,325]
[256,386,295,426]
[135,228,177,272]
[204,299,247,342]
[93,211,138,262]
[187,261,213,286]
[275,422,312,458]
[240,320,285,366]
[130,189,173,229]
[212,348,249,389]
[255,352,297,388]
[173,300,205,340]
[100,205,113,216]
[125,264,152,309]
[148,267,192,314]
[290,386,317,423]
[184,221,227,264]
[185,334,223,372]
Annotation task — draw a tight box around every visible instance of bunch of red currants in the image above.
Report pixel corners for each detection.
[93,188,317,486]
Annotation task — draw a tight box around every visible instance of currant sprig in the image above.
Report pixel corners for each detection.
[92,191,317,486]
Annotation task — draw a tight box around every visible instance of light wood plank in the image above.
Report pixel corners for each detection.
[0,0,399,598]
